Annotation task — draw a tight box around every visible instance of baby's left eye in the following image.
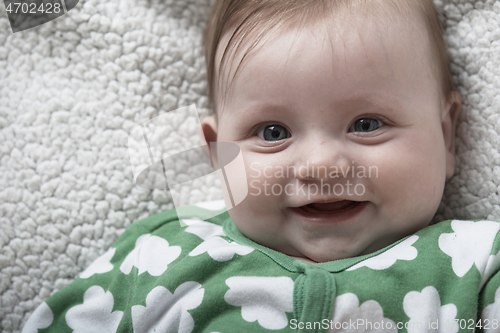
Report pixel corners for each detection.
[349,118,383,133]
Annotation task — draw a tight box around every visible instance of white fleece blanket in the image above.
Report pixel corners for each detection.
[0,0,499,331]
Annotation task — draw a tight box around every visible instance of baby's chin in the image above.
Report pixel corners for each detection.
[277,243,364,263]
[289,255,319,264]
[282,234,411,264]
[246,230,374,263]
[287,251,355,264]
[286,250,366,264]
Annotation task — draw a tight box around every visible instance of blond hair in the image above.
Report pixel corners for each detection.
[203,0,456,114]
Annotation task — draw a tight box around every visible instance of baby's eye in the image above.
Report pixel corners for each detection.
[257,125,291,141]
[349,118,383,133]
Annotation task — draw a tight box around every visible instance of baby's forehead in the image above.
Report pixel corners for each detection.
[214,3,434,108]
[216,1,426,57]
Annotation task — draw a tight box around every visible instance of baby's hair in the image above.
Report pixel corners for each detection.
[203,0,456,115]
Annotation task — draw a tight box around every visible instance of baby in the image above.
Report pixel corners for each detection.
[201,0,462,265]
[23,0,500,332]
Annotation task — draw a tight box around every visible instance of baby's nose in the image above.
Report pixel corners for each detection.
[292,140,351,180]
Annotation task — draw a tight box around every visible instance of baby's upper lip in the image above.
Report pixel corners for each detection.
[292,198,356,208]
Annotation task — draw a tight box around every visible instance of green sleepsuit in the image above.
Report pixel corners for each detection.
[23,201,500,332]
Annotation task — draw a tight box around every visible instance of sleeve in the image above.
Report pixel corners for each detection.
[21,208,182,333]
[477,229,500,333]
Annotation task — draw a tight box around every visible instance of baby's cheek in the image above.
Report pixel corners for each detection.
[228,197,278,245]
[378,151,444,216]
[372,151,427,198]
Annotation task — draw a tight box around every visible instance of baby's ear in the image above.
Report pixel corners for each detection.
[200,115,218,165]
[442,91,462,179]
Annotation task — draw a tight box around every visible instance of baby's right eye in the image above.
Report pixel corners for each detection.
[257,125,291,141]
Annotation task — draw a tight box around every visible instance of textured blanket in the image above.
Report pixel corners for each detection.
[1,0,499,332]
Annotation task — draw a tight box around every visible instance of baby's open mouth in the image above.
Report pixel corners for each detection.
[301,200,359,213]
[291,200,368,223]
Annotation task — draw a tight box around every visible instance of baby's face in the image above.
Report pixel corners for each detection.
[203,10,460,262]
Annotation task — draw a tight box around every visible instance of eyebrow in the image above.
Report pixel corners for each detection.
[339,89,406,104]
[236,92,408,118]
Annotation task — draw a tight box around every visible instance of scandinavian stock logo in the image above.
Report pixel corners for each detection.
[127,105,248,223]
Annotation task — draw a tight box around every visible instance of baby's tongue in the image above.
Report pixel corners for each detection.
[308,200,354,211]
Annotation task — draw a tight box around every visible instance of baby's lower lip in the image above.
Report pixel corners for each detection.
[289,201,368,223]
